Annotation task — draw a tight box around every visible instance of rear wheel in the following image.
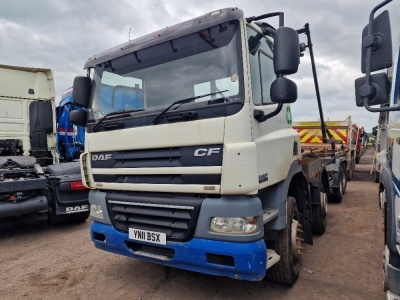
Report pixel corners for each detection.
[69,211,90,223]
[267,197,303,285]
[311,189,328,235]
[347,156,354,181]
[355,151,361,164]
[342,163,348,194]
[375,171,380,183]
[48,202,69,226]
[330,164,346,203]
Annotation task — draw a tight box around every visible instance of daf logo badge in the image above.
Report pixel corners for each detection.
[92,154,112,161]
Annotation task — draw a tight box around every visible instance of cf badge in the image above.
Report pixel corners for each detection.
[194,148,221,157]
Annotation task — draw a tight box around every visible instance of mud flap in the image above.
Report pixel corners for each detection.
[46,162,89,216]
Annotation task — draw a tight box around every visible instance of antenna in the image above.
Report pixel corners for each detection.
[129,27,131,41]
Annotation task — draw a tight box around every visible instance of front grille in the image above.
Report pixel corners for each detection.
[90,145,223,186]
[107,192,204,242]
[91,144,223,169]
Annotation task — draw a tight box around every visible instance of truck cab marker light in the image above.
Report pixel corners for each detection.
[70,181,88,191]
[210,10,222,16]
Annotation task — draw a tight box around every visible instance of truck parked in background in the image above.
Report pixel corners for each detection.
[355,125,366,163]
[70,9,333,284]
[354,0,400,297]
[56,87,85,161]
[0,64,89,225]
[293,117,357,202]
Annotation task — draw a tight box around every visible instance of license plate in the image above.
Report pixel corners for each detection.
[129,228,167,245]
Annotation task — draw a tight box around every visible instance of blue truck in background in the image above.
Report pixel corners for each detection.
[56,87,85,161]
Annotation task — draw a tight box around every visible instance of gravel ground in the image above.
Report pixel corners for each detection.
[0,148,384,300]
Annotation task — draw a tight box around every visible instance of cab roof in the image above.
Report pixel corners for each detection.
[84,8,244,69]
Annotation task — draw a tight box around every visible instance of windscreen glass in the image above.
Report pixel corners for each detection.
[88,20,243,123]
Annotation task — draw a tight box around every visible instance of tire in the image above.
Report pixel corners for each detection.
[383,246,389,292]
[375,171,380,183]
[341,164,348,194]
[47,202,69,226]
[347,156,354,181]
[355,151,360,164]
[69,211,90,223]
[330,165,346,203]
[311,189,327,235]
[267,197,302,285]
[379,189,386,213]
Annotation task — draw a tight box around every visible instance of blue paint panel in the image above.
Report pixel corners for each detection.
[91,221,267,281]
[393,175,400,197]
[56,87,85,160]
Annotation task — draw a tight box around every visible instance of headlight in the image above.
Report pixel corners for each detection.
[210,216,259,234]
[90,204,104,219]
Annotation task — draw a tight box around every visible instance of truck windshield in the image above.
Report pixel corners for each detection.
[88,20,243,124]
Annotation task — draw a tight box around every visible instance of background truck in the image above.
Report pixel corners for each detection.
[293,118,357,203]
[0,64,89,225]
[354,125,366,163]
[70,9,331,284]
[354,0,400,297]
[56,87,85,161]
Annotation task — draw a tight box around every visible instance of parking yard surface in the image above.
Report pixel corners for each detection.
[0,149,384,300]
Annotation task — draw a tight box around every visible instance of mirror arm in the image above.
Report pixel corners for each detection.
[364,96,400,112]
[254,103,283,123]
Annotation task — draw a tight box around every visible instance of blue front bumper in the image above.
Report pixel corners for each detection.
[91,222,267,281]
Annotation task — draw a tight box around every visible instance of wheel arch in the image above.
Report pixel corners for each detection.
[260,161,308,232]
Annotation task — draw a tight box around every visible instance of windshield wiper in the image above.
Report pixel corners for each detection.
[92,109,144,132]
[152,90,228,125]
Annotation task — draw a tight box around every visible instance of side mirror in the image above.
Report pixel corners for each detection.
[273,27,300,75]
[355,72,390,107]
[270,77,297,103]
[73,76,92,108]
[361,10,392,73]
[70,110,88,127]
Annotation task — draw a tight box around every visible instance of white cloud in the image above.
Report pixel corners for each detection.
[0,0,398,132]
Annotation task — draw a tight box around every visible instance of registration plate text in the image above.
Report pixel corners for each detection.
[129,228,167,245]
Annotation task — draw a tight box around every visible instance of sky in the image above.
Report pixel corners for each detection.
[0,0,399,133]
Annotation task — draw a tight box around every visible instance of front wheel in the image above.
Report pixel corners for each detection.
[267,197,302,285]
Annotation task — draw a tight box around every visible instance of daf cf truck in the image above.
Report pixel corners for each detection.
[70,9,331,284]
